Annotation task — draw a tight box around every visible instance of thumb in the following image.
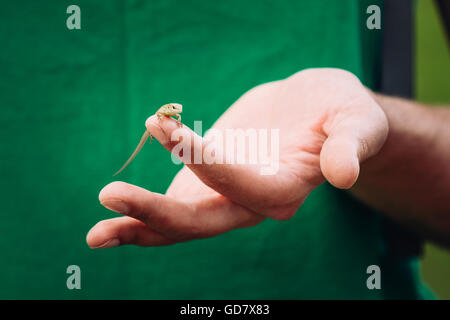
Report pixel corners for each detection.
[320,105,388,189]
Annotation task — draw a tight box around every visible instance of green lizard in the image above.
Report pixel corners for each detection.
[113,103,182,176]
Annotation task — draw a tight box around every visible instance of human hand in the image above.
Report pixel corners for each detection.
[87,68,388,248]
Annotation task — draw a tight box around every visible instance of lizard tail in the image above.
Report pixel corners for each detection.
[113,130,151,176]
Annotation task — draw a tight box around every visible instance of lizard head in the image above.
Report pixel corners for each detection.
[159,103,182,115]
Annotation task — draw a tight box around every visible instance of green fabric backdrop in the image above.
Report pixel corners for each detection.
[0,0,428,299]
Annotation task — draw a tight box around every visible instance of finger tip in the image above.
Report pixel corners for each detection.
[99,181,129,202]
[145,115,159,129]
[86,224,100,248]
[320,146,359,189]
[145,116,177,145]
[86,221,120,249]
[86,229,97,248]
[321,138,361,189]
[326,158,360,189]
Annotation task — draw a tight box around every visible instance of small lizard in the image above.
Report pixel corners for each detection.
[113,103,182,176]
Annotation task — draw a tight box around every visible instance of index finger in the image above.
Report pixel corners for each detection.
[145,115,295,219]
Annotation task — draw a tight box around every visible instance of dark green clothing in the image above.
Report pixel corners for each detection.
[0,0,427,299]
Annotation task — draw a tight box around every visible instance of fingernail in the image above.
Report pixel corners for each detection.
[101,200,129,214]
[92,238,120,249]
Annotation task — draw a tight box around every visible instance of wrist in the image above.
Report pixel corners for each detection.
[350,92,450,245]
[358,92,439,176]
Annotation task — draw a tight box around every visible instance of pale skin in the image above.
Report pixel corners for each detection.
[113,103,182,176]
[87,68,450,249]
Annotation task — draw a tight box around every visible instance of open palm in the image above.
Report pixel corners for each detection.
[87,68,388,248]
